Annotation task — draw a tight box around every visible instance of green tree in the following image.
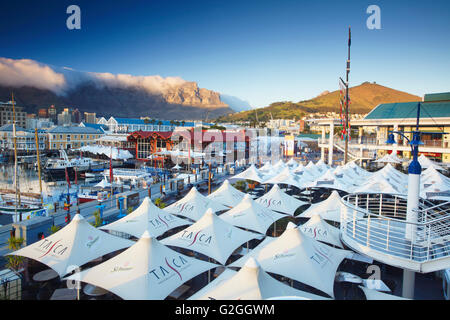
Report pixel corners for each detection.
[154,198,166,209]
[5,236,24,271]
[91,210,102,228]
[49,225,61,234]
[127,206,134,214]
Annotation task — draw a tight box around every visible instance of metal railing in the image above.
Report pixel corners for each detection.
[340,193,450,266]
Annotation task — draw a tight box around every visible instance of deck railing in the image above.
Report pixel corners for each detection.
[340,193,450,266]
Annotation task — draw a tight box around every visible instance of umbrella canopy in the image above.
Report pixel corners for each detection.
[359,286,409,300]
[100,197,192,238]
[374,154,401,164]
[95,178,112,189]
[299,214,343,248]
[286,158,299,169]
[298,191,343,223]
[189,258,329,300]
[230,222,349,298]
[263,167,304,190]
[161,209,259,265]
[66,231,217,300]
[164,187,228,221]
[7,214,134,277]
[255,184,307,215]
[207,179,247,208]
[272,160,287,173]
[352,177,405,195]
[305,161,322,177]
[220,194,286,234]
[229,164,266,183]
[417,154,446,171]
[259,162,273,173]
[305,169,352,193]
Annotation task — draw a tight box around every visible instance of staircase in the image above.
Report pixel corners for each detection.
[340,193,450,273]
[333,135,375,161]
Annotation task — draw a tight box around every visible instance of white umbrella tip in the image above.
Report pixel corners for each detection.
[72,214,84,221]
[286,222,297,230]
[243,194,252,201]
[141,230,152,239]
[244,257,260,269]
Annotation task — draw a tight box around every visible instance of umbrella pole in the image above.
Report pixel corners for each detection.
[274,221,277,237]
[208,258,211,284]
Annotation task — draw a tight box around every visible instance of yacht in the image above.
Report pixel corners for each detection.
[44,149,107,179]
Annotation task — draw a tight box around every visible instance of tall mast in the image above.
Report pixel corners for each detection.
[34,128,43,206]
[12,93,22,221]
[344,26,351,164]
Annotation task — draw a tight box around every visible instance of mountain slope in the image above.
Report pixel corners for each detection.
[0,57,236,120]
[217,82,421,122]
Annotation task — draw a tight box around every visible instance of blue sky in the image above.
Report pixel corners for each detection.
[0,0,449,108]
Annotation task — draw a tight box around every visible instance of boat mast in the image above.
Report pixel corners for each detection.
[344,26,351,164]
[34,128,43,206]
[12,93,22,221]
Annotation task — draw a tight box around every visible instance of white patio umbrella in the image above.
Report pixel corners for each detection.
[286,158,299,169]
[161,209,259,265]
[259,162,273,173]
[95,178,112,189]
[229,222,350,298]
[189,258,329,300]
[305,169,352,193]
[99,197,192,238]
[305,161,322,177]
[374,154,401,164]
[417,154,446,171]
[7,215,134,277]
[272,160,287,173]
[65,231,217,300]
[298,191,343,223]
[207,179,246,208]
[220,194,286,234]
[263,167,304,190]
[164,187,228,221]
[229,164,267,183]
[255,184,307,215]
[299,214,344,248]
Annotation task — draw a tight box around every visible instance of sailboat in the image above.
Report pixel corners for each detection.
[0,94,44,223]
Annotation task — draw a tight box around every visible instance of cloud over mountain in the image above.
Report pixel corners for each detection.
[0,57,188,96]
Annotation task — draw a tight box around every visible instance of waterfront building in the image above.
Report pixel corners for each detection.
[312,92,450,165]
[0,124,47,151]
[106,117,197,133]
[127,131,174,162]
[95,133,134,153]
[0,101,27,128]
[47,126,104,150]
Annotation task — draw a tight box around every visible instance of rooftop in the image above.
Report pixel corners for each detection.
[364,101,450,120]
[47,126,104,134]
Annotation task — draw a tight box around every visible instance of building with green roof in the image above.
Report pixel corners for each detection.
[312,92,450,165]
